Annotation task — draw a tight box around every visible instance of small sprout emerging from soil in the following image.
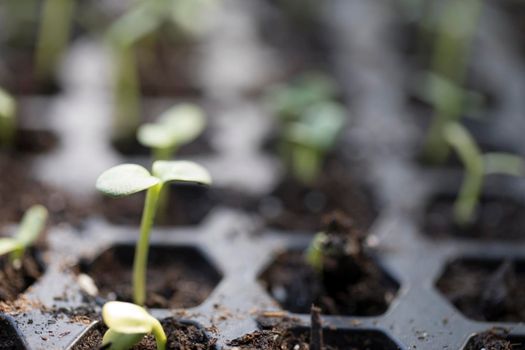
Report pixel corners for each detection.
[137,104,206,161]
[102,301,166,350]
[444,122,524,226]
[0,205,48,267]
[96,161,211,305]
[0,87,16,148]
[35,0,75,81]
[267,73,346,184]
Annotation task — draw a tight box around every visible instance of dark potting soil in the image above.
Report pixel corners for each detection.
[259,158,377,233]
[436,259,525,323]
[80,245,222,309]
[0,316,26,349]
[100,184,217,227]
[465,329,524,350]
[72,318,216,350]
[259,213,398,316]
[0,249,43,302]
[423,196,525,240]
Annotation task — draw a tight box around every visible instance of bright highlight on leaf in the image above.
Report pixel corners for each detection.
[96,164,160,197]
[152,160,212,185]
[102,301,166,350]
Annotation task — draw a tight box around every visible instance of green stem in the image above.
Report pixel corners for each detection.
[35,0,75,80]
[151,319,167,350]
[133,183,161,305]
[422,0,483,164]
[444,122,483,226]
[153,146,176,224]
[292,144,321,186]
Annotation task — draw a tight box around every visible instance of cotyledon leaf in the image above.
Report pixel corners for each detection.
[16,205,48,247]
[102,301,157,334]
[96,164,160,197]
[0,238,22,257]
[137,123,176,149]
[158,103,206,145]
[152,160,212,185]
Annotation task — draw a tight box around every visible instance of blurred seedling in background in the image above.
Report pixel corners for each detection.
[444,122,524,226]
[137,103,206,223]
[0,205,48,269]
[106,0,217,148]
[35,0,76,82]
[101,301,166,350]
[416,0,484,164]
[96,161,211,306]
[0,87,16,148]
[266,72,346,185]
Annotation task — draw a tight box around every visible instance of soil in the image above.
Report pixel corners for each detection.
[424,196,525,240]
[436,259,525,322]
[99,184,217,227]
[0,249,43,302]
[229,316,400,350]
[72,318,216,350]
[79,245,222,309]
[0,316,26,349]
[259,213,398,316]
[259,157,377,233]
[465,329,524,350]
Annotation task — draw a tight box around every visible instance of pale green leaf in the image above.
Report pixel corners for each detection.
[137,123,175,149]
[159,103,206,145]
[96,164,160,197]
[484,153,524,177]
[15,205,48,247]
[152,160,212,185]
[0,238,22,257]
[102,329,145,350]
[102,302,156,334]
[0,87,16,120]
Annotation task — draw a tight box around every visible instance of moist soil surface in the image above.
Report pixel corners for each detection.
[0,317,26,349]
[465,329,523,350]
[259,213,398,316]
[0,249,43,302]
[80,245,221,309]
[259,158,377,233]
[424,196,525,240]
[436,259,525,322]
[72,318,216,350]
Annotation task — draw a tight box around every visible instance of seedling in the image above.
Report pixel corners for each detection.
[267,73,346,185]
[444,122,524,226]
[96,161,211,305]
[137,103,206,161]
[101,301,166,350]
[35,0,75,81]
[0,205,48,268]
[420,0,483,164]
[0,87,16,148]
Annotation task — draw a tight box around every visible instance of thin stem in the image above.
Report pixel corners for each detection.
[292,144,321,186]
[133,183,162,305]
[151,319,167,350]
[153,146,177,224]
[444,122,483,226]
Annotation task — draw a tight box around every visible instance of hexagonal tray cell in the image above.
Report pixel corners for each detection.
[0,315,26,348]
[257,158,378,233]
[258,249,399,316]
[99,184,218,227]
[436,258,525,322]
[229,325,401,350]
[71,318,216,350]
[78,244,222,309]
[424,194,525,240]
[0,247,44,302]
[464,329,525,350]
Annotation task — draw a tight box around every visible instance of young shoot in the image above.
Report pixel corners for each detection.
[0,205,48,268]
[444,122,524,226]
[35,0,75,81]
[420,0,483,164]
[102,301,166,350]
[96,161,211,305]
[137,103,206,161]
[0,87,16,148]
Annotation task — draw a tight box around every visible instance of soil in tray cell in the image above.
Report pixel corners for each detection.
[259,213,398,316]
[72,318,216,350]
[79,245,222,309]
[465,329,525,350]
[0,248,43,302]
